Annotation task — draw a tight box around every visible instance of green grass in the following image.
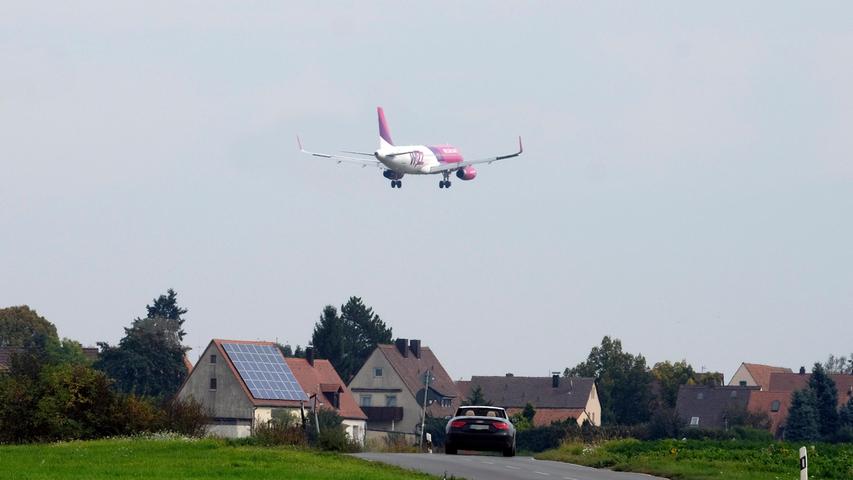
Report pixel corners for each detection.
[536,439,853,480]
[0,437,438,480]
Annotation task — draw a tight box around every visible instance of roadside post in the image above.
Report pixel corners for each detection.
[799,446,807,480]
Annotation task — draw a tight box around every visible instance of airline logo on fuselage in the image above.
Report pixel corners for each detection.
[409,151,425,166]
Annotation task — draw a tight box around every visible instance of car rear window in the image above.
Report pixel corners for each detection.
[455,407,507,418]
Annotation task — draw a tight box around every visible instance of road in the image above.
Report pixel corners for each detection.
[354,453,666,480]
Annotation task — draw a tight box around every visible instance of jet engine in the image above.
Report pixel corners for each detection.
[383,169,404,180]
[455,166,477,180]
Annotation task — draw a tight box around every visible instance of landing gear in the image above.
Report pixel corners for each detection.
[390,180,402,188]
[439,172,452,189]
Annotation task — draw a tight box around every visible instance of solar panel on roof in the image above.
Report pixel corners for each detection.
[222,343,308,401]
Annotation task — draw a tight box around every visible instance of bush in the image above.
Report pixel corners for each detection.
[254,415,307,447]
[305,408,358,452]
[161,397,208,437]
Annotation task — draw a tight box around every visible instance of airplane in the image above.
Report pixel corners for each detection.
[297,107,523,189]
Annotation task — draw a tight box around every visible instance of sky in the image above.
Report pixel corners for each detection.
[1,2,851,382]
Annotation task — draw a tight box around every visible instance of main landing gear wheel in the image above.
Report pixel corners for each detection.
[391,180,402,188]
[439,180,452,189]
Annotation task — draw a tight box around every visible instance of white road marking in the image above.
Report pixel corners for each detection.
[564,477,580,480]
[505,465,521,470]
[481,460,495,464]
[534,472,550,476]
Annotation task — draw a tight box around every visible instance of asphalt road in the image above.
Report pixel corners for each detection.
[354,453,666,480]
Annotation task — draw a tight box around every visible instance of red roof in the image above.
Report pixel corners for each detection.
[768,373,853,408]
[747,391,791,435]
[506,407,587,427]
[741,363,792,390]
[287,358,367,421]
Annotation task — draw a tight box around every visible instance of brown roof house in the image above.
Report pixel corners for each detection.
[286,348,368,444]
[176,339,309,438]
[746,370,853,438]
[675,384,760,429]
[348,339,460,436]
[459,374,602,427]
[728,363,792,390]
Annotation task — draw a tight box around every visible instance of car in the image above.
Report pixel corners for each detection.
[444,405,516,457]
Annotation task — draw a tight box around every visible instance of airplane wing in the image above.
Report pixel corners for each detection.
[297,136,383,168]
[427,136,523,173]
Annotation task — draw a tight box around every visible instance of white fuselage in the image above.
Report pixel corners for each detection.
[375,145,438,174]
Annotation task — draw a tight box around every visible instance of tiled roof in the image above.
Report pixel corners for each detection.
[768,373,853,408]
[747,390,791,435]
[675,385,759,429]
[742,363,792,390]
[286,358,367,421]
[506,407,587,427]
[375,344,460,417]
[464,376,595,409]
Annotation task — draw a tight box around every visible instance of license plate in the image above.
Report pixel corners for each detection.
[469,424,490,430]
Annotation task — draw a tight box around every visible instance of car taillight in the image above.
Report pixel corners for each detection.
[492,421,509,430]
[450,420,467,428]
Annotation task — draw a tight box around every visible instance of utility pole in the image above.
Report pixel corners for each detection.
[419,370,431,448]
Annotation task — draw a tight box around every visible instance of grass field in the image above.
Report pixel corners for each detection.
[536,439,853,480]
[0,437,436,480]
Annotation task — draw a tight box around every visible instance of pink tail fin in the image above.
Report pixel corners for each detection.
[377,107,394,146]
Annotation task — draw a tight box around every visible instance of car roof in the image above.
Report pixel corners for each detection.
[458,405,505,410]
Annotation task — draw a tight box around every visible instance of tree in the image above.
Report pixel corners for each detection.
[279,343,294,357]
[522,403,537,423]
[311,297,392,382]
[565,336,653,425]
[651,360,696,409]
[786,389,820,442]
[95,289,189,398]
[808,363,839,439]
[0,306,58,347]
[824,354,853,375]
[465,385,492,406]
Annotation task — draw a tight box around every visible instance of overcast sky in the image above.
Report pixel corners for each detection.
[2,2,851,381]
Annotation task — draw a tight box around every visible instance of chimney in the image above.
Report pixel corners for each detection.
[306,347,314,367]
[552,373,560,388]
[395,338,408,357]
[505,373,514,377]
[409,339,421,359]
[799,366,806,375]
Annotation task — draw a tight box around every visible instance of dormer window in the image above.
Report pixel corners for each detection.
[690,416,699,426]
[730,390,737,398]
[697,392,704,400]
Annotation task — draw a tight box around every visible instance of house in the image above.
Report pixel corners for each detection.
[286,348,368,444]
[746,370,853,437]
[176,339,309,438]
[459,374,602,427]
[348,339,460,436]
[728,363,792,390]
[675,384,759,429]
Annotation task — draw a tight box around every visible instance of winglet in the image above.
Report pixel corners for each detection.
[518,136,523,154]
[296,135,304,151]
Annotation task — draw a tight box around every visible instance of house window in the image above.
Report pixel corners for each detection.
[385,395,397,407]
[690,416,700,426]
[739,380,747,386]
[441,397,452,407]
[697,392,704,400]
[210,354,217,364]
[360,395,372,407]
[730,390,737,398]
[209,378,217,390]
[373,367,383,377]
[771,400,781,412]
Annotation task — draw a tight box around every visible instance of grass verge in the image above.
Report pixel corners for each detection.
[535,439,853,480]
[0,437,438,480]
